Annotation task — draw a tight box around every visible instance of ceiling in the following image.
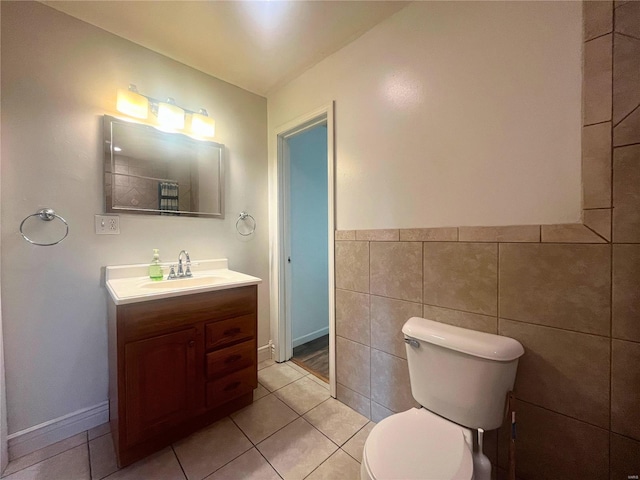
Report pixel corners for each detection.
[42,1,408,97]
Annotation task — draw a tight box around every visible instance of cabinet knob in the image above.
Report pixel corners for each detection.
[188,340,195,348]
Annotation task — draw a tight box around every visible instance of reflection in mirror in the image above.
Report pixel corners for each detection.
[103,115,224,218]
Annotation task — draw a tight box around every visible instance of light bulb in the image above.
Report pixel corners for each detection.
[157,98,185,130]
[190,109,215,138]
[116,84,148,119]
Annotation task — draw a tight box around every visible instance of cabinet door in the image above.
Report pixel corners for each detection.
[124,328,197,446]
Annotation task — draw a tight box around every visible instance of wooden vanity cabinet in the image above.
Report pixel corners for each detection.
[108,285,258,467]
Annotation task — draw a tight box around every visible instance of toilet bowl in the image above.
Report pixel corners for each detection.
[361,408,474,480]
[360,317,524,480]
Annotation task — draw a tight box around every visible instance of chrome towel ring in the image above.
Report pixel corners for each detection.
[236,211,256,236]
[20,208,69,246]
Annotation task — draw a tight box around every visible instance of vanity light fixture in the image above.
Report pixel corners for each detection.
[190,109,216,138]
[116,84,149,120]
[115,84,216,138]
[157,98,185,130]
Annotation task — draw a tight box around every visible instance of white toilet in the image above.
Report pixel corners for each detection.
[361,317,524,480]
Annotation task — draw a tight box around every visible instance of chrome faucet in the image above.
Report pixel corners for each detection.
[177,250,192,278]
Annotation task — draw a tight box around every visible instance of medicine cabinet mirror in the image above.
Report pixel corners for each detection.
[103,115,224,218]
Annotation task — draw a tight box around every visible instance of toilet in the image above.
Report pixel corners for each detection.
[361,317,524,480]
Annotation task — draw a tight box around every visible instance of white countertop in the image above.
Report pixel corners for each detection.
[105,258,262,305]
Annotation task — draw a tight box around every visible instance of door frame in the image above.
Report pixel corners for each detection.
[270,103,336,397]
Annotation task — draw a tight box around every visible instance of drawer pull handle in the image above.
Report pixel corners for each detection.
[188,340,195,348]
[224,328,241,337]
[225,354,242,364]
[224,381,241,392]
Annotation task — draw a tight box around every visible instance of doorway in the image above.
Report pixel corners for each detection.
[272,104,336,395]
[287,124,329,381]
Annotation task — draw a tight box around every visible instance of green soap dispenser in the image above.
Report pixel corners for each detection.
[149,249,163,281]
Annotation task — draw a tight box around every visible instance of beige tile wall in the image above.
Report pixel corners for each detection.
[335,3,640,478]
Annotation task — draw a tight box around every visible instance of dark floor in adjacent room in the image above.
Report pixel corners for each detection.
[291,334,329,382]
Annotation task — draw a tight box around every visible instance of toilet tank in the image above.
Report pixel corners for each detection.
[402,317,524,431]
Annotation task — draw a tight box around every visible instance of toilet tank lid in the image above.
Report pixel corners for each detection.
[402,317,524,361]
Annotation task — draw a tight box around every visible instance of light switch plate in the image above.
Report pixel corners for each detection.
[95,215,120,234]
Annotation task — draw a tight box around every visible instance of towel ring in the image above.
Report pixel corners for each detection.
[20,208,69,246]
[236,211,256,236]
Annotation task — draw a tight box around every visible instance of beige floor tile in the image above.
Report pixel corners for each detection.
[3,444,90,480]
[342,422,376,463]
[257,359,275,371]
[303,399,368,446]
[88,422,111,441]
[258,363,305,392]
[204,448,279,480]
[173,417,252,480]
[284,361,310,377]
[104,447,185,480]
[257,418,337,480]
[274,376,330,415]
[253,383,270,401]
[306,449,360,480]
[307,374,330,391]
[231,395,298,444]
[89,433,118,480]
[2,432,87,476]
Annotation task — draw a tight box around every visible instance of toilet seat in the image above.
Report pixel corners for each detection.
[362,408,474,480]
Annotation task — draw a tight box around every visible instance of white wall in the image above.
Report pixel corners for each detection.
[1,2,269,436]
[289,126,329,347]
[268,1,583,230]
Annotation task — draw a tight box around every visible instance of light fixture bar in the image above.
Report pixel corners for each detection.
[115,85,216,138]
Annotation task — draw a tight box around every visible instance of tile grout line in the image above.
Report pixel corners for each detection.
[227,412,286,479]
[612,102,640,129]
[86,433,94,480]
[517,397,610,433]
[584,31,613,43]
[583,223,611,243]
[169,444,188,480]
[499,315,611,339]
[609,9,615,470]
[197,417,262,480]
[613,30,640,43]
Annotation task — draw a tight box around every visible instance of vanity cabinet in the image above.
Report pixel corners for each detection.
[108,285,257,467]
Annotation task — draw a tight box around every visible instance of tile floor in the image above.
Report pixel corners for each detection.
[1,360,375,480]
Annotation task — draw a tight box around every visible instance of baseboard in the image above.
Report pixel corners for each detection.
[7,401,109,460]
[292,327,329,349]
[257,343,272,363]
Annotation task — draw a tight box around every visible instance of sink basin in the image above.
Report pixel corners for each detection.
[140,275,229,290]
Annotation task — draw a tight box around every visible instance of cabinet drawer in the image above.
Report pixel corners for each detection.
[206,314,255,350]
[206,366,256,408]
[122,286,256,341]
[206,341,256,379]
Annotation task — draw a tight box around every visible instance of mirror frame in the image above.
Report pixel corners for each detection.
[103,115,225,219]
